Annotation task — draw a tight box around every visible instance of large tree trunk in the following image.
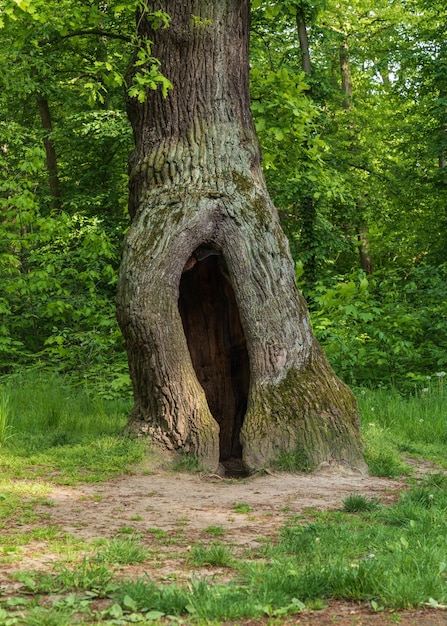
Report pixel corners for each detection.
[116,0,366,474]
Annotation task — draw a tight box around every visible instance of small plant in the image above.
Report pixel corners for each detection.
[113,577,190,616]
[96,536,149,565]
[203,525,225,537]
[15,556,114,594]
[342,494,378,513]
[147,527,169,539]
[18,606,73,626]
[232,502,253,514]
[272,446,313,473]
[188,541,234,567]
[116,526,136,535]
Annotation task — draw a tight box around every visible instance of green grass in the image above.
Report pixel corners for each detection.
[171,452,203,473]
[0,389,10,447]
[342,494,378,513]
[19,477,446,620]
[188,541,235,567]
[2,374,447,624]
[0,371,144,484]
[96,536,150,565]
[15,556,115,594]
[357,381,447,474]
[203,525,225,537]
[272,445,314,473]
[5,478,447,622]
[232,502,253,513]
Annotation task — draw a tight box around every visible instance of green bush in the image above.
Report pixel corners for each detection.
[309,265,447,390]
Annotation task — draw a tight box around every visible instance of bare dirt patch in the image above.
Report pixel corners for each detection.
[35,465,401,544]
[2,461,447,624]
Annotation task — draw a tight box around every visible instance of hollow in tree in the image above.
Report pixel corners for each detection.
[116,0,366,474]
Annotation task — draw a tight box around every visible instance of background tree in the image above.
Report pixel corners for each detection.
[0,0,135,388]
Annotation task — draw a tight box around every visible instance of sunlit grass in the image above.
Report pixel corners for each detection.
[0,371,144,484]
[357,379,447,475]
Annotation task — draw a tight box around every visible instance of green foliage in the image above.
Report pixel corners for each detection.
[0,0,172,394]
[309,265,447,389]
[0,0,445,396]
[0,118,131,394]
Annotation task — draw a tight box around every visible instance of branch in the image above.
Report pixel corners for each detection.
[326,157,392,183]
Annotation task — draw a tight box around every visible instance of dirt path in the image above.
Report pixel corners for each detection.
[36,465,402,545]
[2,463,447,624]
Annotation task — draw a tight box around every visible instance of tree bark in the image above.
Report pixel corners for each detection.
[339,39,373,274]
[295,9,318,289]
[296,9,312,75]
[36,94,61,210]
[358,227,373,275]
[339,40,352,109]
[116,0,366,474]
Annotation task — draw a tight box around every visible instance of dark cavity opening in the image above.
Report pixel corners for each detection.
[178,246,250,464]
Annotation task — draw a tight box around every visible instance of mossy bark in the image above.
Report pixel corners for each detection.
[116,0,366,474]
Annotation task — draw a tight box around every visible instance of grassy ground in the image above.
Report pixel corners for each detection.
[1,371,447,624]
[357,374,447,476]
[0,372,144,484]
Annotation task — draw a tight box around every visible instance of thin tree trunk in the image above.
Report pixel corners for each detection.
[300,195,318,287]
[36,94,61,209]
[117,0,366,474]
[295,8,318,289]
[339,40,352,109]
[339,39,373,274]
[296,9,312,75]
[358,227,373,275]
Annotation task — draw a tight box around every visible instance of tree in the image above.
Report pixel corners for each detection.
[116,0,366,474]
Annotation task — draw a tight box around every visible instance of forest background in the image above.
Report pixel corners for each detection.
[1,0,446,397]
